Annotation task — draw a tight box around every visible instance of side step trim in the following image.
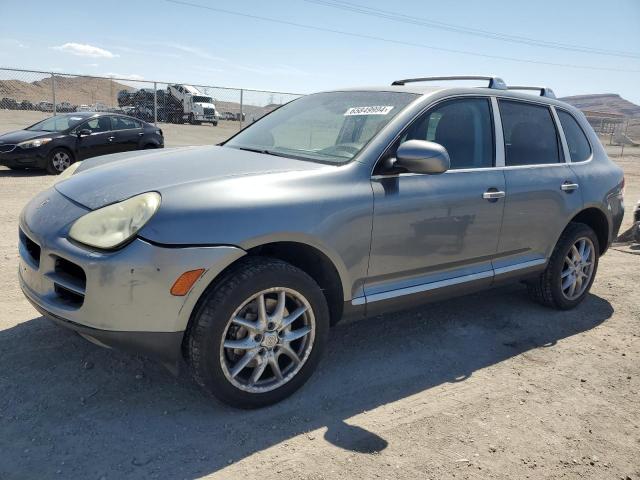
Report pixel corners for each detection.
[354,258,547,306]
[493,258,546,276]
[356,270,493,305]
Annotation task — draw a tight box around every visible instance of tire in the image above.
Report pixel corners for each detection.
[212,121,218,127]
[527,222,600,310]
[46,148,74,175]
[186,257,330,408]
[188,113,195,125]
[633,222,640,244]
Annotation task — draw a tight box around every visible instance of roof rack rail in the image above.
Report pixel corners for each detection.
[391,75,508,90]
[507,86,556,99]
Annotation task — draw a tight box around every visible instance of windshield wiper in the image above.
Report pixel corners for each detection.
[233,146,293,159]
[235,146,272,155]
[229,145,330,164]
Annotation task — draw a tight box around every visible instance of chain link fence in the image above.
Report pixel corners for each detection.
[0,67,302,146]
[583,110,640,157]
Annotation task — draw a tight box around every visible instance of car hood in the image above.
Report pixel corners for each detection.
[54,145,327,210]
[0,129,60,143]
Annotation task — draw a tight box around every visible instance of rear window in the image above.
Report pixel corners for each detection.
[112,116,141,130]
[499,100,561,166]
[557,110,591,162]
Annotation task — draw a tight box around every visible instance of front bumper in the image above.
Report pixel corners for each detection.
[0,146,48,168]
[25,298,185,366]
[19,187,246,360]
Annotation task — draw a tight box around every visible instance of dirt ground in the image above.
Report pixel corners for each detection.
[0,118,639,479]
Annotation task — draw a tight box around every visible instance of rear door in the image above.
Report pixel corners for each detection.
[111,116,144,152]
[74,116,117,159]
[495,99,582,272]
[366,97,505,308]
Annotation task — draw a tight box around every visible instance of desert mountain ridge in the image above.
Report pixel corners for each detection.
[559,93,640,118]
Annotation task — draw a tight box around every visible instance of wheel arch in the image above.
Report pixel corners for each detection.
[569,207,610,255]
[186,240,347,334]
[245,241,345,326]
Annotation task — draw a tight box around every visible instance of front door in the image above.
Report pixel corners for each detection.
[366,97,505,308]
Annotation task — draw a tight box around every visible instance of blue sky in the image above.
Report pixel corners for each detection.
[1,0,639,103]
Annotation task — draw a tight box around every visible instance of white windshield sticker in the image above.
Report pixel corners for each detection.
[70,117,83,121]
[344,105,394,116]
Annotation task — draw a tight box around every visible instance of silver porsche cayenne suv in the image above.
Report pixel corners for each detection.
[18,76,625,408]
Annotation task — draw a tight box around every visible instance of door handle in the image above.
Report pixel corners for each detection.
[483,189,505,200]
[108,136,115,142]
[138,132,144,137]
[561,182,579,192]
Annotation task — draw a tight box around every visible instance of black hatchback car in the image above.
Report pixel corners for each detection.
[0,112,164,174]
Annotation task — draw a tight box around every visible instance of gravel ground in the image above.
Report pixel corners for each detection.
[0,149,638,479]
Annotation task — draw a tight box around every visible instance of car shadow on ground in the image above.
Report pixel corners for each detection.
[0,168,49,178]
[0,285,613,479]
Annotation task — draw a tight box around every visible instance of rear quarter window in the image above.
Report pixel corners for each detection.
[499,100,561,166]
[557,110,592,162]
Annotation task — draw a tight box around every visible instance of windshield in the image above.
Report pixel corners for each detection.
[192,95,213,103]
[225,91,418,164]
[26,115,87,132]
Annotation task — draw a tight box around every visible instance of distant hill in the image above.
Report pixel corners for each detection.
[0,75,134,106]
[560,94,640,118]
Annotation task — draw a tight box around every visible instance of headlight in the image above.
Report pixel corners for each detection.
[18,138,52,149]
[69,192,161,249]
[55,161,82,184]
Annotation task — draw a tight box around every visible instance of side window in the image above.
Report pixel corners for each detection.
[557,110,591,162]
[499,100,561,166]
[400,98,494,169]
[112,116,141,130]
[82,116,112,133]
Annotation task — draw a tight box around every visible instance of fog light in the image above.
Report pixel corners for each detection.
[170,269,205,296]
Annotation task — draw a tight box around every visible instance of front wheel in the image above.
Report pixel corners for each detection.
[527,222,600,310]
[46,148,73,175]
[186,257,330,408]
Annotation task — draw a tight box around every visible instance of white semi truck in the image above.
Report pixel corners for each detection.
[167,84,219,126]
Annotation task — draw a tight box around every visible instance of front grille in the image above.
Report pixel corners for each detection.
[203,108,215,116]
[0,144,16,153]
[19,229,40,268]
[49,256,86,308]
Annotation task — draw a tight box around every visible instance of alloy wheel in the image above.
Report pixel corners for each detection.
[560,237,595,300]
[51,151,71,172]
[219,287,316,393]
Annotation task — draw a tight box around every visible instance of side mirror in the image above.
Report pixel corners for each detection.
[77,129,91,137]
[394,140,450,174]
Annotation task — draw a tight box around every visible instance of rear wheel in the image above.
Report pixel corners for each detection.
[46,148,73,175]
[527,222,599,309]
[186,257,329,408]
